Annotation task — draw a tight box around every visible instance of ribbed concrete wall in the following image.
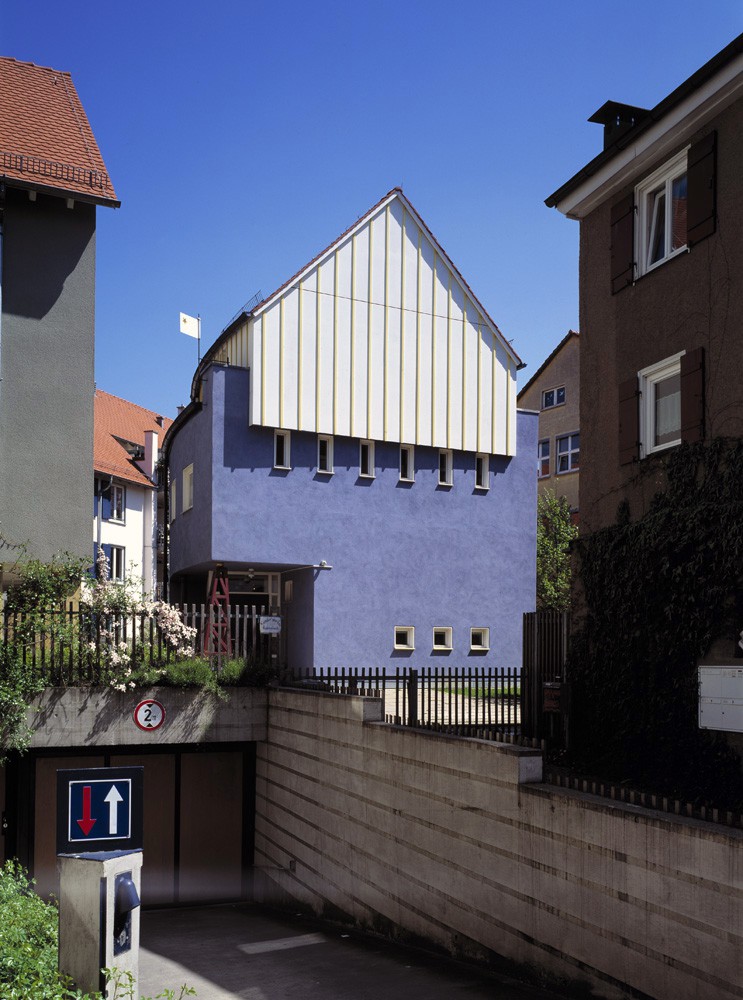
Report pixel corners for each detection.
[255,689,742,1000]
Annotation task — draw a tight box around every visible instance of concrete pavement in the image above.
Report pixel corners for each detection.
[138,904,570,1000]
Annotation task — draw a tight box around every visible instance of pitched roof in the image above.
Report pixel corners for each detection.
[194,187,523,399]
[0,57,118,205]
[546,32,743,213]
[517,330,579,400]
[94,390,172,487]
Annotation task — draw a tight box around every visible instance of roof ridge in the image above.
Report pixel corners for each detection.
[95,388,171,422]
[0,55,73,76]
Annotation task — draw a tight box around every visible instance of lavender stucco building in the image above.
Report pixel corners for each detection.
[164,189,537,670]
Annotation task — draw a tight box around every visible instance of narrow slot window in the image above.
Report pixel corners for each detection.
[399,444,414,482]
[438,449,453,486]
[475,454,489,490]
[182,464,194,510]
[274,430,291,469]
[360,440,375,478]
[317,435,334,474]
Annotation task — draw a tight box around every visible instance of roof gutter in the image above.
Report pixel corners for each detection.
[546,32,743,216]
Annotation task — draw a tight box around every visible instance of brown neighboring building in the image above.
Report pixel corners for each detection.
[517,330,579,519]
[546,37,743,537]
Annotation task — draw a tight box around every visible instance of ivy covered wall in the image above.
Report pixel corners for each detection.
[567,438,743,810]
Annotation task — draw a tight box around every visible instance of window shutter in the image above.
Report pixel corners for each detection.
[680,347,705,443]
[618,376,639,464]
[611,194,635,294]
[687,132,716,247]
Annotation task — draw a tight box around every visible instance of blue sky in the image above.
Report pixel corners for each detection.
[5,2,743,417]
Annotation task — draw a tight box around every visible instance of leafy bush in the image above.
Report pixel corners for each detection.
[0,862,195,1000]
[0,860,90,998]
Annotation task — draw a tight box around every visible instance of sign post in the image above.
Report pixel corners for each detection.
[57,767,144,998]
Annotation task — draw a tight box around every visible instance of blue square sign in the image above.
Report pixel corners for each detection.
[57,767,143,855]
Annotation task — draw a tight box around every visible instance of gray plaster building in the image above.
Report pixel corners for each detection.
[0,57,118,583]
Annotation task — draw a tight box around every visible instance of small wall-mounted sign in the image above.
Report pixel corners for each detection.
[133,699,165,731]
[259,615,282,635]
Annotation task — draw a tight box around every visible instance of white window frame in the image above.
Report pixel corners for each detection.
[110,483,126,523]
[475,453,489,490]
[541,386,566,410]
[635,148,688,277]
[438,449,453,486]
[432,626,453,651]
[639,352,684,458]
[170,477,177,523]
[317,435,334,474]
[394,626,415,650]
[399,444,415,483]
[470,627,490,652]
[360,440,375,478]
[110,545,125,581]
[182,463,194,511]
[538,439,550,479]
[274,430,291,470]
[556,432,580,475]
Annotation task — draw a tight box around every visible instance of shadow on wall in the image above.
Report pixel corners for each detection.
[4,194,94,320]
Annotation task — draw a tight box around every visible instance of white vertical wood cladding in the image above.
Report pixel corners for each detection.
[227,194,516,455]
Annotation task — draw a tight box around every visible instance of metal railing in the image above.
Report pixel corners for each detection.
[1,150,113,192]
[285,665,522,739]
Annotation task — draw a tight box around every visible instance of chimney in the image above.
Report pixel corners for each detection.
[588,101,650,150]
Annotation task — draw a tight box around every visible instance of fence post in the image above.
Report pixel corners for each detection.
[407,669,419,727]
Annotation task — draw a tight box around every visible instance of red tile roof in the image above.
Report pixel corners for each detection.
[95,391,172,488]
[0,57,118,205]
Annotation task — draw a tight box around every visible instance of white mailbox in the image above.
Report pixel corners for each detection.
[698,666,743,732]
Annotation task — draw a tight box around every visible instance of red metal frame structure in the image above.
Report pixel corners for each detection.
[205,567,231,659]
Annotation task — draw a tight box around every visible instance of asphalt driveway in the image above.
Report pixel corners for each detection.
[139,904,571,1000]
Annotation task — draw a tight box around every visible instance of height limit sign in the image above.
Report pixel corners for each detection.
[56,767,143,855]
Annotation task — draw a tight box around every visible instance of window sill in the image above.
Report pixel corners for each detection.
[273,465,292,472]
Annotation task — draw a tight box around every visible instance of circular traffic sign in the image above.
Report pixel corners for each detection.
[133,699,165,731]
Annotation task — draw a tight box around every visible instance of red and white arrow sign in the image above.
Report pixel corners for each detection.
[76,785,96,836]
[104,785,123,835]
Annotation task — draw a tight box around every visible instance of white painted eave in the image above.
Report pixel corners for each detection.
[553,53,743,220]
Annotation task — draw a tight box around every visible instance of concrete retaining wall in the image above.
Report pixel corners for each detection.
[27,686,267,747]
[255,689,743,1000]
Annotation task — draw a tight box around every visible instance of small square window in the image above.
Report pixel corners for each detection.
[639,353,684,457]
[274,430,291,469]
[318,435,334,474]
[470,627,490,651]
[538,439,550,478]
[394,626,415,650]
[475,453,489,490]
[182,463,194,511]
[556,433,579,474]
[542,386,566,410]
[432,626,452,651]
[399,444,414,482]
[438,449,453,486]
[110,484,125,522]
[360,440,375,478]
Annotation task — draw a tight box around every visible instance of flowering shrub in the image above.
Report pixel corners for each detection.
[80,550,196,689]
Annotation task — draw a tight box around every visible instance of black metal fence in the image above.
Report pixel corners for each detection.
[285,665,524,740]
[520,610,570,741]
[1,603,273,685]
